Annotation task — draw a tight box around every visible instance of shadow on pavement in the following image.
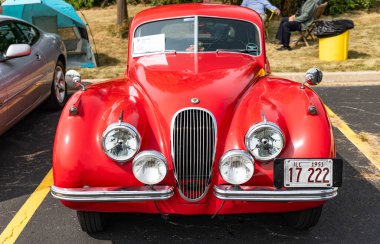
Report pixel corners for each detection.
[0,108,60,202]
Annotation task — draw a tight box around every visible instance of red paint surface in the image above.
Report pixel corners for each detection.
[53,4,334,214]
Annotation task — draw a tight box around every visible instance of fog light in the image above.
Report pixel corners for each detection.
[132,151,167,185]
[219,150,254,185]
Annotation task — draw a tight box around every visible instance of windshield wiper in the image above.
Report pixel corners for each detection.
[216,49,258,54]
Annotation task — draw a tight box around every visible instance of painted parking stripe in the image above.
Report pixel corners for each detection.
[0,170,53,244]
[326,106,380,171]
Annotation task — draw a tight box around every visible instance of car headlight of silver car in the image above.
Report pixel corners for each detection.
[133,151,167,185]
[245,122,285,161]
[219,150,254,185]
[102,123,140,163]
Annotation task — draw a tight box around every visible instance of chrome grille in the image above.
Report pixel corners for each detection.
[172,108,216,201]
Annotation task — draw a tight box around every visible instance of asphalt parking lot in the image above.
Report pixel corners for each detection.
[0,85,379,243]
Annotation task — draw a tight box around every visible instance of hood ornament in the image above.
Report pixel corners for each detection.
[261,110,267,123]
[190,98,200,104]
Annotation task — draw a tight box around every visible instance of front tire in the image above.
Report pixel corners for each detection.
[46,61,67,110]
[77,211,105,233]
[282,205,323,230]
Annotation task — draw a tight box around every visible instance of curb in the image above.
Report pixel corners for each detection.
[76,71,380,90]
[274,71,380,83]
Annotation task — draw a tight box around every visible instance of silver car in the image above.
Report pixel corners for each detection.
[0,16,67,135]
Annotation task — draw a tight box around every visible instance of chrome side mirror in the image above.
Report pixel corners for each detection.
[302,68,323,88]
[0,44,32,62]
[65,70,86,91]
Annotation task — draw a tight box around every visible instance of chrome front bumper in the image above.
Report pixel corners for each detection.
[51,185,174,202]
[214,185,338,202]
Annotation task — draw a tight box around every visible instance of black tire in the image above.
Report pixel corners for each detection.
[77,211,105,233]
[45,60,67,110]
[282,205,323,230]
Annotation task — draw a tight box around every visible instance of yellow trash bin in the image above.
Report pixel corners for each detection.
[319,31,349,61]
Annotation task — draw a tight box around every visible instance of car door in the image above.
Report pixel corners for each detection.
[0,21,46,127]
[15,21,51,98]
[0,70,6,135]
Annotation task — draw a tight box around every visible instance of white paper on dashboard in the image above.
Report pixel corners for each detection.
[133,34,165,56]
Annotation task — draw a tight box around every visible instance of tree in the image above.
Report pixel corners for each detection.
[117,0,128,26]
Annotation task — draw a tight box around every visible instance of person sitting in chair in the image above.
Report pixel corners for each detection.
[241,0,281,22]
[276,0,320,51]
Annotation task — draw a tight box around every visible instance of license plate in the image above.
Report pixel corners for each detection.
[284,159,333,187]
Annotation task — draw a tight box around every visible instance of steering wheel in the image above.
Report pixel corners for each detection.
[205,38,246,51]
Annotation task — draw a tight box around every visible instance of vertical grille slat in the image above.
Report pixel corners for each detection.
[172,108,216,201]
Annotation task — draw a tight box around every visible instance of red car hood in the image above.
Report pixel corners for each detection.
[128,53,263,123]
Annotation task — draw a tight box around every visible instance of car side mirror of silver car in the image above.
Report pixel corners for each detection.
[0,44,32,63]
[301,68,323,89]
[65,70,86,91]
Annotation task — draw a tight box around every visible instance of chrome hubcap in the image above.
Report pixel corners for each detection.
[54,66,66,103]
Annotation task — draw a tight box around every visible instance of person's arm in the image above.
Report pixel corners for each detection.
[294,1,318,23]
[263,0,281,15]
[241,0,248,7]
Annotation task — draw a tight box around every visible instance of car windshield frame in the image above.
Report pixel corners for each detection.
[132,16,262,57]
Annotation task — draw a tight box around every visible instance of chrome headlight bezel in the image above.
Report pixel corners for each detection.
[245,122,285,161]
[101,122,141,163]
[132,150,168,185]
[219,150,255,185]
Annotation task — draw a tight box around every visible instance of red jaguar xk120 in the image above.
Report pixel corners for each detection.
[51,4,343,233]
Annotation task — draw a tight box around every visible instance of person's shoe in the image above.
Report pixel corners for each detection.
[277,45,292,51]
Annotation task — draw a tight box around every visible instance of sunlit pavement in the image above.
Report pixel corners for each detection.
[0,86,379,243]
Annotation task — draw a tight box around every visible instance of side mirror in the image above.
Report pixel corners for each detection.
[301,68,323,88]
[65,70,86,91]
[1,44,32,62]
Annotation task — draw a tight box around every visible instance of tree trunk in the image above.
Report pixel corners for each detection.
[117,0,128,26]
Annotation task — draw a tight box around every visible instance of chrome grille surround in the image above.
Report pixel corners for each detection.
[171,107,217,202]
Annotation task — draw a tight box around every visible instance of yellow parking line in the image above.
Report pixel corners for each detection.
[326,106,380,171]
[0,169,53,244]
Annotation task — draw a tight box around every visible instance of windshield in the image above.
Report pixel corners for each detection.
[133,17,261,56]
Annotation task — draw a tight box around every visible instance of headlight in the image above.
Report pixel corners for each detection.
[245,122,285,161]
[219,150,254,185]
[133,151,167,185]
[102,123,140,163]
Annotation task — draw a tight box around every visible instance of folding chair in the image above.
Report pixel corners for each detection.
[295,1,328,46]
[264,9,275,37]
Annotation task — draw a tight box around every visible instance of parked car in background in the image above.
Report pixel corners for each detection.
[0,16,67,135]
[51,4,343,233]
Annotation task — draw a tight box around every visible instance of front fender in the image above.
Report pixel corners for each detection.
[216,76,335,186]
[52,79,172,188]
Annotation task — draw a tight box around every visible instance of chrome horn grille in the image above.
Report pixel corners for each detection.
[171,108,217,201]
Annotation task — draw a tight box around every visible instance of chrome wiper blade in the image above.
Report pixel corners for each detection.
[216,49,255,54]
[164,50,177,53]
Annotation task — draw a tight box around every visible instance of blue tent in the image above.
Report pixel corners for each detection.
[2,0,97,68]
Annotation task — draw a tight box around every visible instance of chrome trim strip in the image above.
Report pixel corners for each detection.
[214,185,338,202]
[51,185,174,202]
[194,15,199,53]
[170,107,218,202]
